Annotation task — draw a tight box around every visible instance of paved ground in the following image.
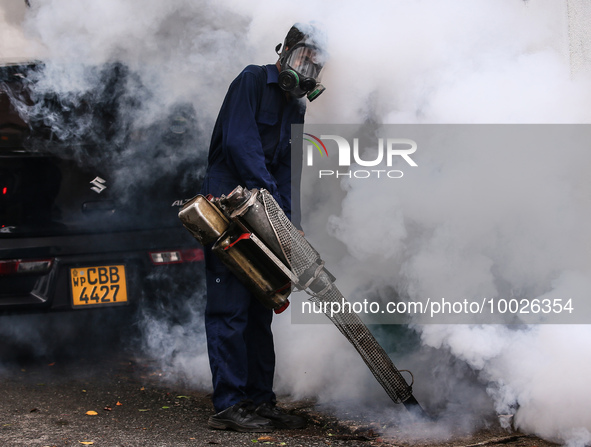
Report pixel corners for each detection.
[0,350,560,447]
[0,350,397,447]
[0,311,559,447]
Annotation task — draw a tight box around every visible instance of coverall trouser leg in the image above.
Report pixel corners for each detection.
[204,248,276,413]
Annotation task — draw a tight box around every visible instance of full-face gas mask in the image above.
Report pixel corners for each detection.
[276,26,326,101]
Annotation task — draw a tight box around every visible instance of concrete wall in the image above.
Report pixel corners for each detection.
[567,0,591,75]
[0,0,37,61]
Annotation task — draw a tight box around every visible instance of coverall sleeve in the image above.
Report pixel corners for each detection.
[273,139,303,230]
[221,71,283,207]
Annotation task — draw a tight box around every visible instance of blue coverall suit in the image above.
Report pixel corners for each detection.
[200,63,305,413]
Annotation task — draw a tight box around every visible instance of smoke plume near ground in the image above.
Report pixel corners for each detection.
[1,0,591,445]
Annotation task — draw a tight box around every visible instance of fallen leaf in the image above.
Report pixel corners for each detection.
[140,387,145,391]
[176,395,189,399]
[116,401,123,406]
[85,411,98,416]
[79,442,94,445]
[161,406,170,409]
[257,436,278,442]
[48,362,56,366]
[138,409,150,412]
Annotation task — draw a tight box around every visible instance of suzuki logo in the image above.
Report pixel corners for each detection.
[90,176,107,194]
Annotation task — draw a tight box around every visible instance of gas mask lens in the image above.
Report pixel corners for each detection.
[287,46,322,80]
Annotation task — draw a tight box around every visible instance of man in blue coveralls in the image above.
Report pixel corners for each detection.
[200,24,327,432]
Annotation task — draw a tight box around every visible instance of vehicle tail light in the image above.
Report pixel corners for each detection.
[149,248,204,265]
[0,258,54,276]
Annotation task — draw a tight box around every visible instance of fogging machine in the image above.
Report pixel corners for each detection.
[179,186,425,415]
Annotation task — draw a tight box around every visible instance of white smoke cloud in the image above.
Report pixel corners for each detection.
[296,2,591,446]
[3,0,591,445]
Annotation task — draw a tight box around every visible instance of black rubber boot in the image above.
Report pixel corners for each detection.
[255,402,306,429]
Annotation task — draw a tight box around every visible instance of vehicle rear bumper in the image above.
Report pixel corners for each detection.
[0,227,203,313]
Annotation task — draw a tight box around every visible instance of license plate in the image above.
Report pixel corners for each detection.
[70,265,128,307]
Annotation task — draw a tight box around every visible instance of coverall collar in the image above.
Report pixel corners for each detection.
[264,64,280,85]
